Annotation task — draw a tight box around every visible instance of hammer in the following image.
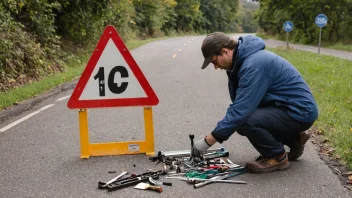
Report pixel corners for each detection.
[189,134,194,150]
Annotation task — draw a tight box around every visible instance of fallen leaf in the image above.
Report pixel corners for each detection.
[328,148,335,153]
[348,175,352,184]
[8,78,16,83]
[330,128,336,132]
[319,150,329,155]
[334,168,342,175]
[343,172,352,176]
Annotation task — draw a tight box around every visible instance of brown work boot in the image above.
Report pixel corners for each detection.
[288,131,310,161]
[246,152,289,173]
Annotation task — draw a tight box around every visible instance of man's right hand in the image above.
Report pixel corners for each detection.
[191,138,211,158]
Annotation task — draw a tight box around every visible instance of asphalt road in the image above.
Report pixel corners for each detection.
[0,34,351,198]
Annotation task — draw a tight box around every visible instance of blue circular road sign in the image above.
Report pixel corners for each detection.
[315,14,328,27]
[283,21,293,32]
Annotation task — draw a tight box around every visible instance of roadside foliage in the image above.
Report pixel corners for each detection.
[0,0,262,91]
[255,0,352,44]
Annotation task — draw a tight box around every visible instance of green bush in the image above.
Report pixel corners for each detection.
[0,4,64,91]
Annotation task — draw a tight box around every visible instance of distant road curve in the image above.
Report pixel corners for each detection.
[265,39,352,61]
[229,33,352,61]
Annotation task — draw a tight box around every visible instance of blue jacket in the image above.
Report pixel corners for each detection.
[211,35,318,143]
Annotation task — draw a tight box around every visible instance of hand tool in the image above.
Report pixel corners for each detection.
[194,168,247,188]
[167,172,186,177]
[149,148,226,163]
[165,176,246,184]
[105,170,165,192]
[149,177,172,186]
[227,159,235,164]
[98,171,128,189]
[219,158,226,164]
[185,171,208,179]
[189,134,194,149]
[189,134,195,160]
[134,182,163,193]
[203,151,229,160]
[203,165,229,170]
[189,178,246,184]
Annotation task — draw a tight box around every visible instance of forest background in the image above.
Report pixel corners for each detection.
[0,0,256,91]
[2,0,352,91]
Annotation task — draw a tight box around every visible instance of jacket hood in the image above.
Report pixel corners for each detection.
[234,35,265,67]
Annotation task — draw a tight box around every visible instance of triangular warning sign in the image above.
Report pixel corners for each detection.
[67,25,159,109]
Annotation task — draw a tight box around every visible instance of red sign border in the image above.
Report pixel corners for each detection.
[67,25,159,109]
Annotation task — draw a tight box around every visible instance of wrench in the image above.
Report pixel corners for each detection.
[98,171,128,189]
[165,176,246,184]
[194,169,246,188]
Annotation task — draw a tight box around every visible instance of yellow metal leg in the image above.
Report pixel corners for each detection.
[144,107,155,156]
[76,107,155,158]
[79,109,90,158]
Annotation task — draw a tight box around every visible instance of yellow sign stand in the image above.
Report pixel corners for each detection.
[67,26,159,158]
[78,107,155,159]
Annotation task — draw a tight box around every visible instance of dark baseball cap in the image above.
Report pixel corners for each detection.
[201,32,229,69]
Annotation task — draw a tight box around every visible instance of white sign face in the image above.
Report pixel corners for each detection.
[79,39,147,100]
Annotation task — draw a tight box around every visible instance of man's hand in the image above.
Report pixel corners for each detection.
[191,138,211,158]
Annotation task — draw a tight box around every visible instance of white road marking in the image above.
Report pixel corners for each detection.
[0,104,54,133]
[56,95,70,102]
[172,54,177,58]
[40,104,55,111]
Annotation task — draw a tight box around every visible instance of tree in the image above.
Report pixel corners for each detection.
[255,0,352,44]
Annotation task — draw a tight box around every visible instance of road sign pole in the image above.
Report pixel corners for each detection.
[283,21,293,47]
[315,14,327,55]
[318,27,322,54]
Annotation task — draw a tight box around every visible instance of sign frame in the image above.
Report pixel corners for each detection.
[67,26,159,158]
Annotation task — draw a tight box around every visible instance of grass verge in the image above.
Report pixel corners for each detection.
[257,33,352,52]
[268,46,352,168]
